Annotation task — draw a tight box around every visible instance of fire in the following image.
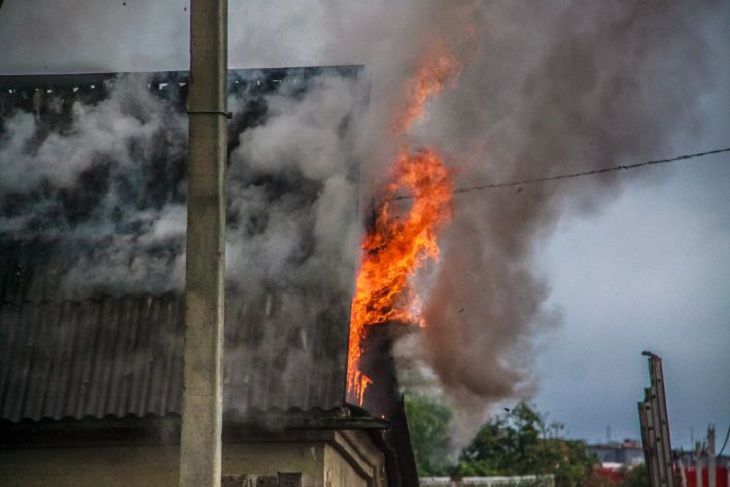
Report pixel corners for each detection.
[396,46,458,132]
[347,46,457,405]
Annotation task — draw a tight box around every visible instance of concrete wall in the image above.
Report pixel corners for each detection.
[0,430,386,487]
[0,445,179,487]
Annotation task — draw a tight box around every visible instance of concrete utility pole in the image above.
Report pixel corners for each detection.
[179,1,228,486]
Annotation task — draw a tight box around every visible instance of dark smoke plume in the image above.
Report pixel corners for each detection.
[415,1,723,417]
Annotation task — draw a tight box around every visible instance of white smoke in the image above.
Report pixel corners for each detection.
[225,74,365,302]
[0,71,365,300]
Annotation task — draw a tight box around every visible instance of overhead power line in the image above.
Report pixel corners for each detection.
[391,146,730,201]
[718,424,730,458]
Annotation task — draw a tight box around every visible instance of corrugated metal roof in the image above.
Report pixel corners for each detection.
[0,284,349,423]
[0,294,184,422]
[0,67,360,423]
[0,231,351,423]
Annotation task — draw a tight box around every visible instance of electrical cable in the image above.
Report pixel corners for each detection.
[390,146,730,201]
[718,424,730,457]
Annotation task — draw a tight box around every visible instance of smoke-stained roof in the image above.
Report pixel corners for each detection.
[0,67,363,424]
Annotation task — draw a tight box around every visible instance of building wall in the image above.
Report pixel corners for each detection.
[323,430,386,487]
[0,430,385,487]
[0,445,179,487]
[589,443,644,466]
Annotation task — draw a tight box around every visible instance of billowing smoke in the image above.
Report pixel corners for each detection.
[1,0,726,423]
[0,71,364,305]
[414,0,723,416]
[0,76,189,295]
[225,73,364,330]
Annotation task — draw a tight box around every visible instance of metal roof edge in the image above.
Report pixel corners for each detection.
[0,408,389,449]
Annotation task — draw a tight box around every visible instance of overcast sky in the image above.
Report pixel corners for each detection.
[0,0,727,449]
[533,44,730,448]
[535,151,730,448]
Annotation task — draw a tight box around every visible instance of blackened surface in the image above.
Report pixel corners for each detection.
[359,322,412,419]
[357,322,420,486]
[383,396,420,487]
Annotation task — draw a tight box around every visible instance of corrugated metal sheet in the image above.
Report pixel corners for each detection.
[0,288,349,423]
[0,240,352,421]
[0,293,184,422]
[0,68,358,423]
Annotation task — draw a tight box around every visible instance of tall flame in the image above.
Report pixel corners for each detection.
[347,46,457,405]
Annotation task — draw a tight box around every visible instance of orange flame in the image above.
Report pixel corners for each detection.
[396,46,458,132]
[347,45,458,405]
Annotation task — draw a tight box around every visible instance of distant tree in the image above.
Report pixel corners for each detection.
[456,402,544,476]
[621,464,648,487]
[404,393,454,476]
[454,402,597,486]
[548,438,601,486]
[404,398,599,483]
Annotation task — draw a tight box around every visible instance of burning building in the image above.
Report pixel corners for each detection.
[0,68,418,486]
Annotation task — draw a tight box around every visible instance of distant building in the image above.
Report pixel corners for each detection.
[674,449,730,487]
[589,439,644,467]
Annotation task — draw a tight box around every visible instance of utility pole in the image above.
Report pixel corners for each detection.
[694,442,703,487]
[638,351,676,487]
[708,425,716,487]
[179,1,228,486]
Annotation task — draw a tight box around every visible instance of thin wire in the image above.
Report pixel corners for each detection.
[390,146,730,201]
[718,424,730,457]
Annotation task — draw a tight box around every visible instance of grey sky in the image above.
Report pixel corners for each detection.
[534,41,730,447]
[535,153,730,448]
[0,0,728,448]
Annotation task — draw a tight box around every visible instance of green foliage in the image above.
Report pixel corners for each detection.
[621,463,648,487]
[457,402,544,476]
[547,438,599,486]
[404,394,454,476]
[405,397,599,485]
[455,402,596,485]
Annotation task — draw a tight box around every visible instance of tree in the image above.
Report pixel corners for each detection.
[621,464,648,487]
[456,402,545,476]
[454,402,597,486]
[404,393,454,476]
[404,397,599,484]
